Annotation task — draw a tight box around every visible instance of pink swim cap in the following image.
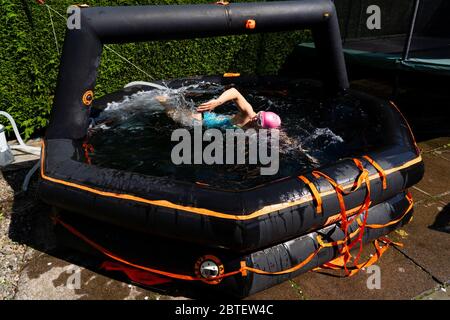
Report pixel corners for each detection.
[258,111,281,129]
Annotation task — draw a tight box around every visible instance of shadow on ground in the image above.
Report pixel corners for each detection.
[429,203,450,234]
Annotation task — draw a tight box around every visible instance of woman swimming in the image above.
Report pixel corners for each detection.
[156,87,281,129]
[156,87,319,164]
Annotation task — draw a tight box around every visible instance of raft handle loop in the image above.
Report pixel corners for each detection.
[298,175,322,214]
[363,155,387,190]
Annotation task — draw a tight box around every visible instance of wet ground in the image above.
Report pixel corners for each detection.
[0,78,449,300]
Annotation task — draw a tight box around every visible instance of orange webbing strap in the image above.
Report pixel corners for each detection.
[312,158,372,273]
[311,159,369,195]
[317,237,402,277]
[316,226,362,248]
[311,171,348,224]
[363,155,387,190]
[298,175,322,214]
[244,248,321,276]
[315,190,411,277]
[53,216,245,282]
[312,170,351,273]
[358,192,414,230]
[347,159,372,264]
[352,158,370,193]
[235,189,410,277]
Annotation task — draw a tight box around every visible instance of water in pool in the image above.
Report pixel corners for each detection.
[87,80,384,190]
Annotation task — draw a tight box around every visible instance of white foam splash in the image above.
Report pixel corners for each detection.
[96,82,224,125]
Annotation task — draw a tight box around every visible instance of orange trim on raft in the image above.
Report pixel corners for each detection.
[389,101,420,155]
[40,141,422,221]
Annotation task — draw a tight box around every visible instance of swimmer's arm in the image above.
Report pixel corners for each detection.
[197,88,255,117]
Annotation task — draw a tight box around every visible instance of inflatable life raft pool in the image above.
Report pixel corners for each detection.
[54,191,414,297]
[38,1,424,296]
[40,78,423,253]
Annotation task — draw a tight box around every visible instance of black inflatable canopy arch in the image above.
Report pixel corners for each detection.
[46,0,349,140]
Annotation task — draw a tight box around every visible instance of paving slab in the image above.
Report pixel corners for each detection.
[389,202,450,284]
[289,243,438,300]
[414,153,450,197]
[429,148,450,162]
[438,193,450,205]
[417,137,450,153]
[13,251,180,300]
[409,185,432,204]
[2,139,41,172]
[246,280,304,300]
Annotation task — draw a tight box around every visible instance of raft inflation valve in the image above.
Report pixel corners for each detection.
[195,255,224,284]
[200,261,219,278]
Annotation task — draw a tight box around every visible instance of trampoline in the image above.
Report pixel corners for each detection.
[297,0,450,76]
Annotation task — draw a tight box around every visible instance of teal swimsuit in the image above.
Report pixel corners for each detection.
[202,112,236,129]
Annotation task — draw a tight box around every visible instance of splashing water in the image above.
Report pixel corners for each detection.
[97,82,225,124]
[87,80,380,190]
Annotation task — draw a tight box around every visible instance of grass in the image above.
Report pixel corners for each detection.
[289,280,307,300]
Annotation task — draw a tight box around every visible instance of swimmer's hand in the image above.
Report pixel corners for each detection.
[197,99,222,112]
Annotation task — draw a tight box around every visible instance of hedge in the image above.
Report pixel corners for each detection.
[0,0,310,139]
